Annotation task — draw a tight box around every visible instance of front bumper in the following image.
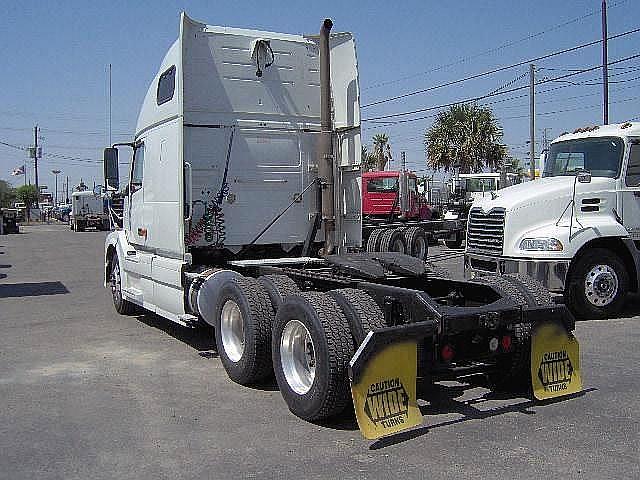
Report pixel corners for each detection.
[464,252,570,292]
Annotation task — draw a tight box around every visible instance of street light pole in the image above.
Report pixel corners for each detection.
[52,170,61,206]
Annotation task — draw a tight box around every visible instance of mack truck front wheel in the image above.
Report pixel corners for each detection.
[273,292,354,421]
[566,248,629,319]
[214,277,274,385]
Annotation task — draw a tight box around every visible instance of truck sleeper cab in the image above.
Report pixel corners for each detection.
[104,14,579,437]
[465,122,640,319]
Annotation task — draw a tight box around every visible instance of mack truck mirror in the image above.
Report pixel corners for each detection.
[103,147,119,191]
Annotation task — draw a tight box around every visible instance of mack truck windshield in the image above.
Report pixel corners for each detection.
[465,123,640,319]
[103,13,580,439]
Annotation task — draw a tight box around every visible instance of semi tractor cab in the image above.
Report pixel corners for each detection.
[465,122,640,319]
[103,13,581,439]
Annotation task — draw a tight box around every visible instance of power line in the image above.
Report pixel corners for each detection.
[361,0,631,91]
[362,26,640,108]
[363,53,640,124]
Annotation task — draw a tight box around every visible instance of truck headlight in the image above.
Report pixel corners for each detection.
[519,237,563,251]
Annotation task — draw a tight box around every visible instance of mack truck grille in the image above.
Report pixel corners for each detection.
[467,207,505,255]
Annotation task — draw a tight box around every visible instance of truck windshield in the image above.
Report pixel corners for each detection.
[465,178,496,192]
[367,177,398,193]
[544,137,623,178]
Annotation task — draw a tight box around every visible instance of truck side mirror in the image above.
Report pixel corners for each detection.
[577,171,592,184]
[103,148,119,191]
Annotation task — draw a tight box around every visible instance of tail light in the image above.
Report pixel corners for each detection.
[501,335,512,352]
[441,344,455,362]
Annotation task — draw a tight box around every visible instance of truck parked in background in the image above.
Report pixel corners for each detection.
[362,170,466,258]
[71,191,109,231]
[1,208,19,234]
[465,122,640,319]
[102,13,580,438]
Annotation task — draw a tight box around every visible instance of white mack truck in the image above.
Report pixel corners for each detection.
[465,122,640,319]
[103,13,581,439]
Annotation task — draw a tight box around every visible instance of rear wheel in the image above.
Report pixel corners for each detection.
[566,248,628,319]
[109,253,136,315]
[327,288,386,346]
[366,228,385,252]
[378,228,407,254]
[403,226,428,260]
[214,277,274,385]
[273,292,354,421]
[258,274,300,313]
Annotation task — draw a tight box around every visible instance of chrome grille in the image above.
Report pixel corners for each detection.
[467,207,505,255]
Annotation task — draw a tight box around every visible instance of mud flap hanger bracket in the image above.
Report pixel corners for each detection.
[349,321,436,385]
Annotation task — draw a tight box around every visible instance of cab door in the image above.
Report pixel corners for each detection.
[127,143,147,247]
[621,139,640,240]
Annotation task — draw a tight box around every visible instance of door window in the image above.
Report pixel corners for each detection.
[131,144,144,191]
[624,142,640,187]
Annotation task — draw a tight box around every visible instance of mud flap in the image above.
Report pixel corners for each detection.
[531,320,582,400]
[349,323,434,440]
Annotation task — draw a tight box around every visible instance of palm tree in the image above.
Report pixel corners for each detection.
[361,145,376,171]
[424,103,506,173]
[372,133,392,171]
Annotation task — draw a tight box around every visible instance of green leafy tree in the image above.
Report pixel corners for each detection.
[0,180,16,208]
[372,133,392,171]
[424,103,506,173]
[15,184,39,208]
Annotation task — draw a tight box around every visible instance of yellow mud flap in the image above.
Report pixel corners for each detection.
[531,320,582,400]
[349,322,434,440]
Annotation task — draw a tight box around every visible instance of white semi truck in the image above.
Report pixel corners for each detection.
[103,13,580,438]
[71,190,109,231]
[465,122,640,319]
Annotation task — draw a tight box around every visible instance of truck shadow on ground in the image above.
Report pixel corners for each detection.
[369,383,595,450]
[0,281,69,298]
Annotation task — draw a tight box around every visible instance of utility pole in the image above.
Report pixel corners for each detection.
[602,0,609,124]
[529,64,536,181]
[65,175,69,204]
[52,170,61,206]
[401,151,406,171]
[34,125,40,207]
[108,63,112,145]
[542,127,552,152]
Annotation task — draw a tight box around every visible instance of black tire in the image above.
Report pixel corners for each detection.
[327,288,387,346]
[109,253,137,315]
[366,228,385,252]
[258,274,300,312]
[477,274,553,391]
[214,277,274,385]
[378,228,407,254]
[403,226,428,260]
[272,292,354,421]
[565,248,629,320]
[77,221,85,232]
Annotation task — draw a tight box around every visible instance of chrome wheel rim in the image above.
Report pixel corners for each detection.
[280,319,316,395]
[584,264,618,307]
[414,236,427,259]
[220,300,245,362]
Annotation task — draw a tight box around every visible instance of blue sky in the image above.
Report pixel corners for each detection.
[1,0,638,196]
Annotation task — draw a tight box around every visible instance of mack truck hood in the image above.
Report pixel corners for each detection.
[473,176,616,213]
[471,176,618,257]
